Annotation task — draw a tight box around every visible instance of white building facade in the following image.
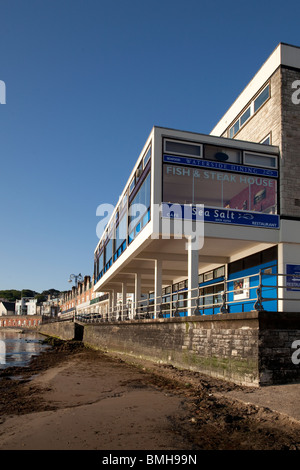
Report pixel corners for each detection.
[93,126,292,317]
[93,43,300,319]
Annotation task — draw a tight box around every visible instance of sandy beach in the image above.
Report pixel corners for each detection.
[0,337,300,451]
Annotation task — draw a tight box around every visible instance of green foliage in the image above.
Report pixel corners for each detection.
[0,288,62,302]
[0,290,22,301]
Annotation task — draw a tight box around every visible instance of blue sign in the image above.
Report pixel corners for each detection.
[161,203,280,229]
[286,264,300,291]
[163,154,278,178]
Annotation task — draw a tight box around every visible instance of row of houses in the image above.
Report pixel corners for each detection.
[0,296,60,318]
[59,275,134,320]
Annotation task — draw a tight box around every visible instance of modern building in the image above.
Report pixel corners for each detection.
[92,43,300,319]
[15,298,39,315]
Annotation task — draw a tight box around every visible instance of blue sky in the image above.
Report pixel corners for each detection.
[0,0,299,293]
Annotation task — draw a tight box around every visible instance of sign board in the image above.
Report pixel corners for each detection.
[286,264,300,291]
[163,155,278,178]
[161,203,280,229]
[233,278,250,300]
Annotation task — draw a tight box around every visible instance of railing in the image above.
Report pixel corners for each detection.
[41,271,300,325]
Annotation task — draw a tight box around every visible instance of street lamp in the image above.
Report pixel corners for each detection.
[68,273,83,287]
[68,273,83,321]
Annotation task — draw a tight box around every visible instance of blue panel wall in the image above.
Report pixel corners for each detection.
[227,261,277,312]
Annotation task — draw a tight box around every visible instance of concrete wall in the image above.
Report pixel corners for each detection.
[39,320,76,341]
[35,313,300,387]
[82,313,260,386]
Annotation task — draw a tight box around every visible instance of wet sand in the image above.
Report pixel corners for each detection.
[0,338,300,451]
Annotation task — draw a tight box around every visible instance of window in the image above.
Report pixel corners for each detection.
[129,177,135,194]
[143,146,151,167]
[204,271,213,282]
[229,84,270,138]
[114,211,127,259]
[254,85,270,112]
[244,151,277,169]
[260,134,271,145]
[163,164,277,213]
[104,237,113,269]
[228,247,277,276]
[128,172,151,243]
[164,139,202,158]
[240,107,251,126]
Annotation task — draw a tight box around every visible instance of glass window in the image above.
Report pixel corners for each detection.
[254,85,269,112]
[163,165,277,214]
[164,139,202,157]
[240,107,251,126]
[233,120,240,135]
[104,238,113,265]
[260,134,271,145]
[98,252,103,272]
[129,177,135,194]
[143,147,151,167]
[244,152,277,168]
[228,84,270,138]
[128,172,151,239]
[214,266,225,278]
[115,212,127,251]
[204,271,213,282]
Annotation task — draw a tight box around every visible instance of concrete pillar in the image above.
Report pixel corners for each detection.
[108,290,115,320]
[122,283,127,319]
[187,236,199,316]
[134,273,141,317]
[154,259,162,318]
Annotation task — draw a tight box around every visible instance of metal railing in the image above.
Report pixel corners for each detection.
[43,270,300,325]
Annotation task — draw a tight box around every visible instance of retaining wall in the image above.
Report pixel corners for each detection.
[37,311,300,387]
[39,320,76,341]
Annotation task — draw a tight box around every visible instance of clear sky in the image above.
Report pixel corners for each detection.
[1,0,300,293]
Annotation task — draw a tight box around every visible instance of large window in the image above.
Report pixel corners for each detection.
[128,172,151,243]
[163,164,277,213]
[114,211,127,261]
[229,84,270,138]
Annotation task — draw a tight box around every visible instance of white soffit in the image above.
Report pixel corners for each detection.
[210,43,300,137]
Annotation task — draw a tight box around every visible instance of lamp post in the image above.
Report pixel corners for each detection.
[68,273,83,321]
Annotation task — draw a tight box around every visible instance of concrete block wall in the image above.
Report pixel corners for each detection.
[280,67,300,217]
[258,312,300,385]
[222,66,300,218]
[39,320,76,341]
[224,67,282,147]
[35,313,300,387]
[82,313,261,387]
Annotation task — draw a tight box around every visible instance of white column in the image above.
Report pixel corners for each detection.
[134,273,141,317]
[187,236,199,316]
[122,283,127,319]
[113,290,118,318]
[108,290,114,320]
[154,259,162,318]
